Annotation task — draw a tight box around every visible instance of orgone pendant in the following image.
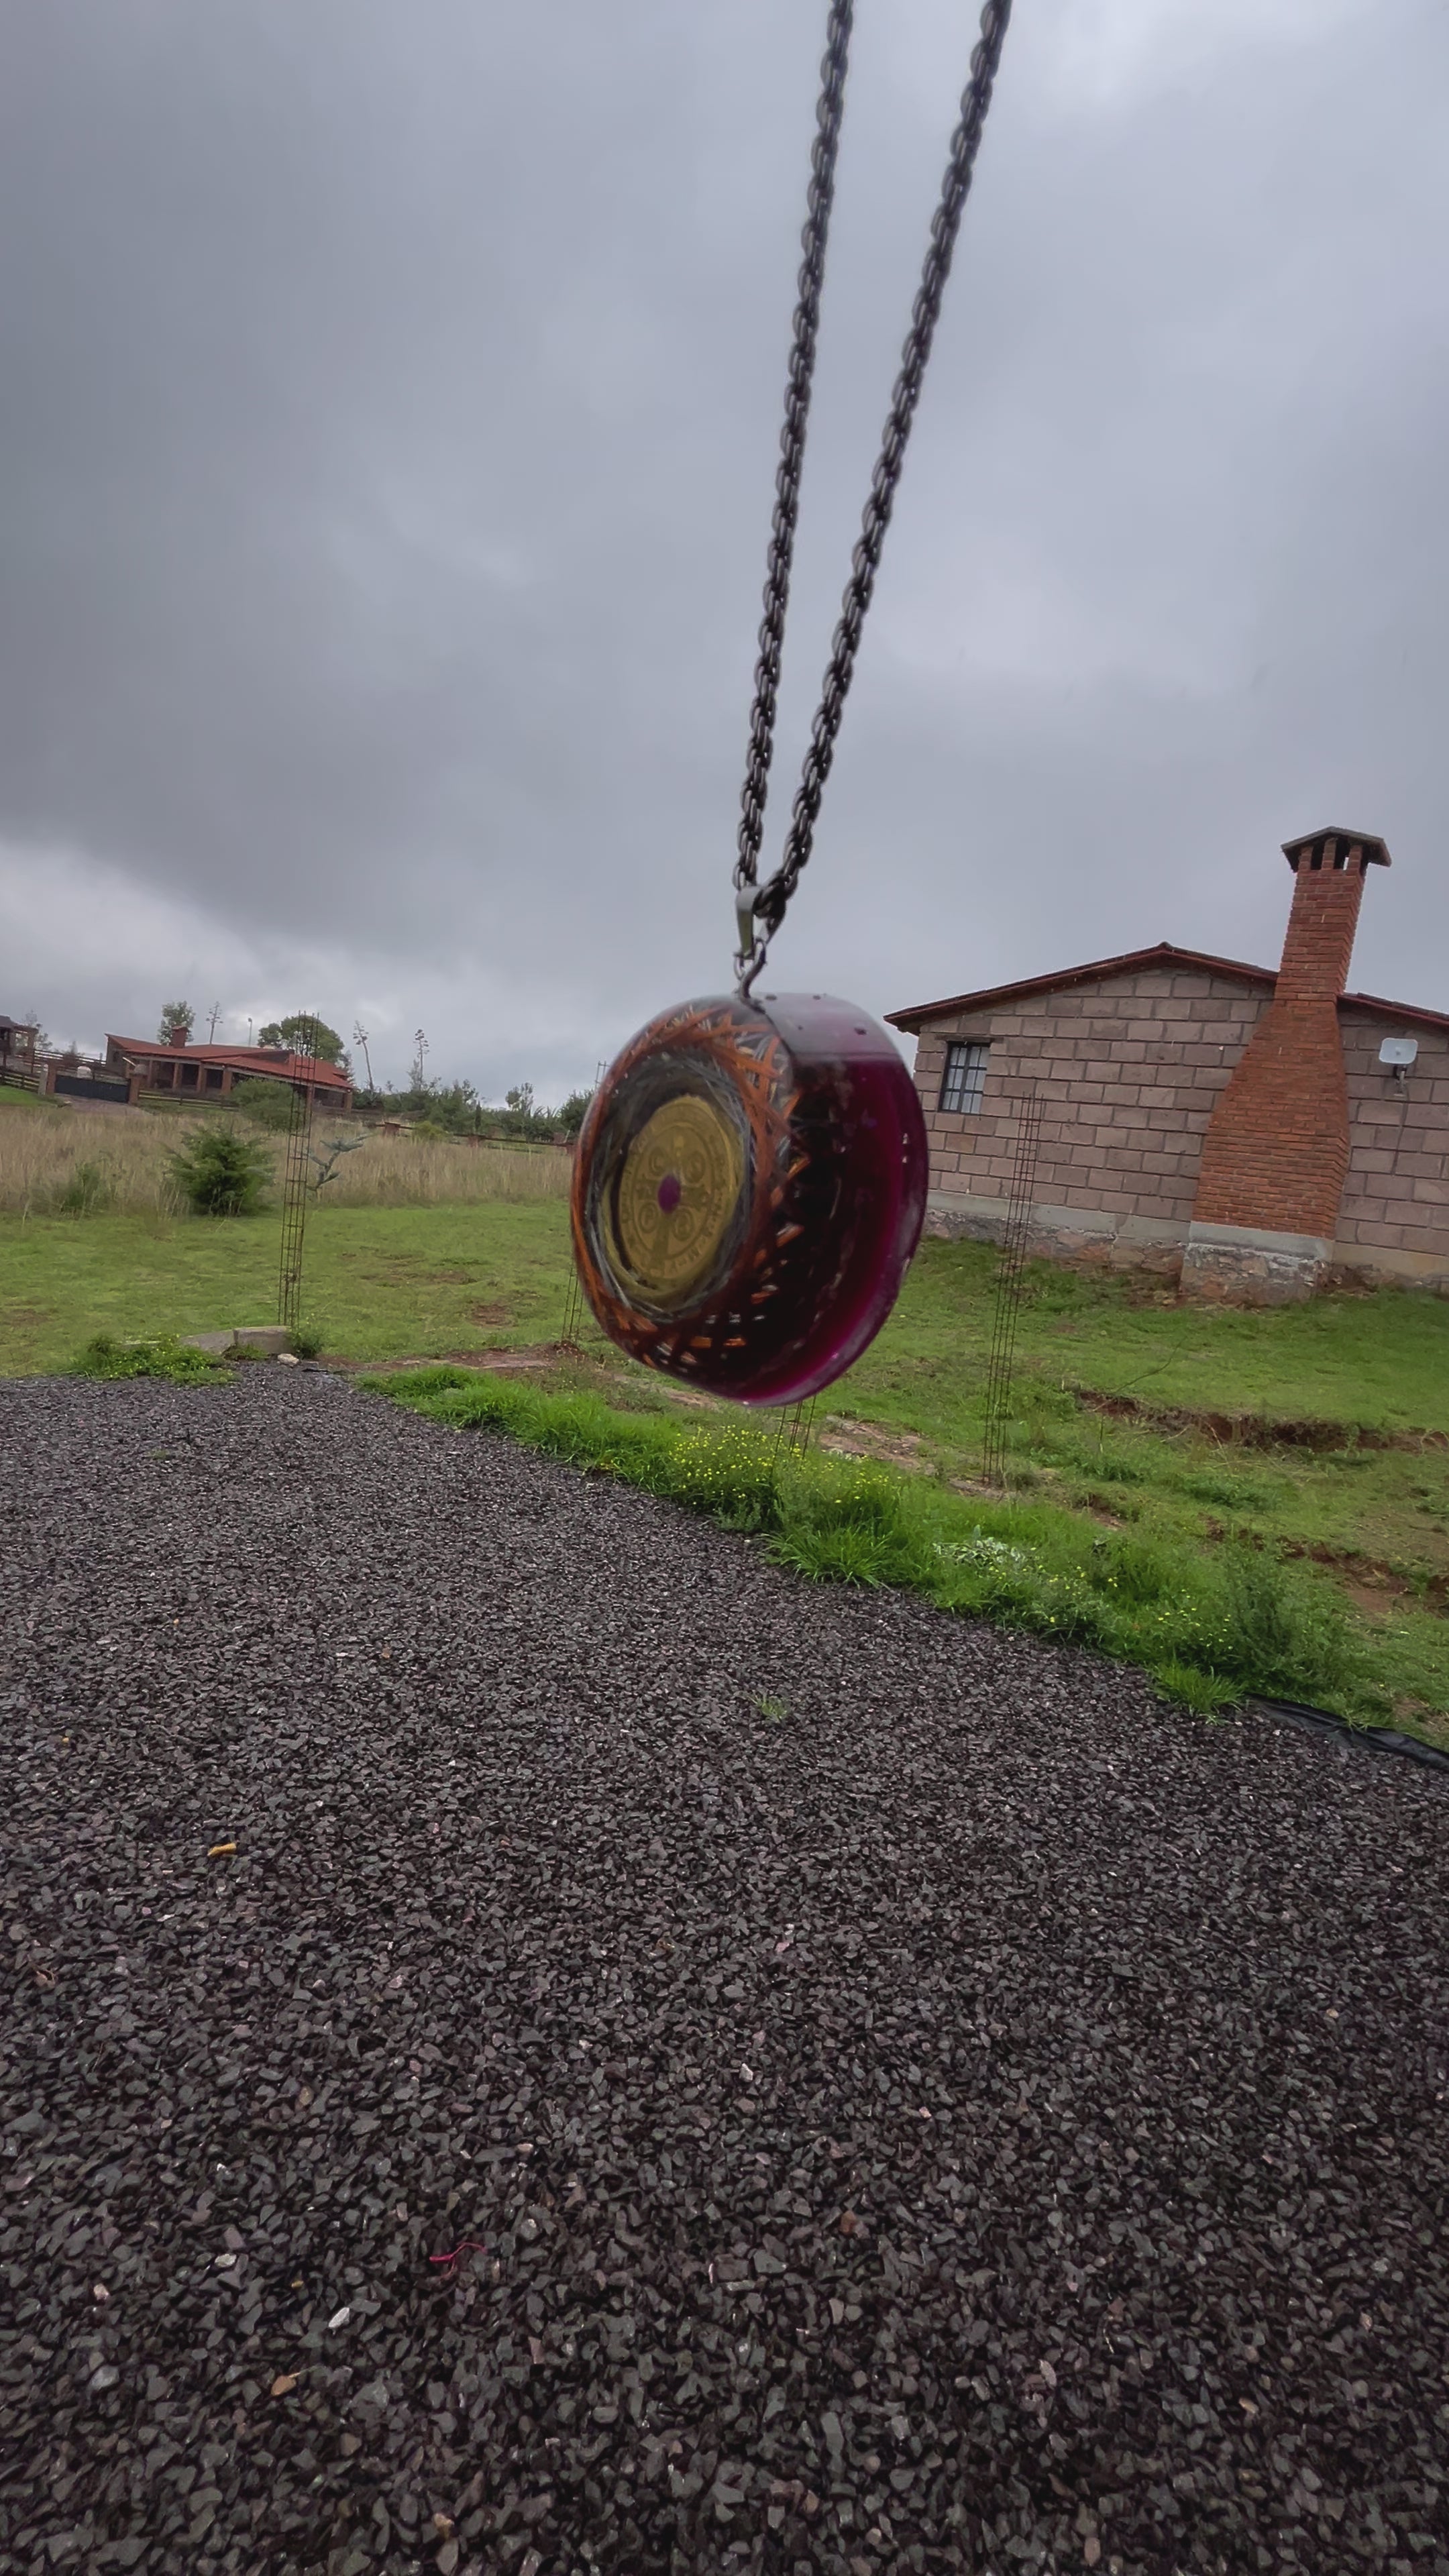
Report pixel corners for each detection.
[570,989,927,1404]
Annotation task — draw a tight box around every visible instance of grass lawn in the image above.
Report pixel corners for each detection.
[5,1201,1448,1733]
[0,1202,574,1372]
[0,1084,63,1112]
[845,1240,1449,1561]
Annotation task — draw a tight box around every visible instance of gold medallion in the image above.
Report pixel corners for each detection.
[611,1091,743,1303]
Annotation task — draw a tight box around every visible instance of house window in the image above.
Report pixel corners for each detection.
[939,1040,990,1116]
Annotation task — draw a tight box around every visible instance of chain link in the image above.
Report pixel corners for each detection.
[735,0,853,908]
[736,0,1014,991]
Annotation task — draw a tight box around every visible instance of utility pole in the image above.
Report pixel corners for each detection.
[206,1002,222,1042]
[352,1020,376,1092]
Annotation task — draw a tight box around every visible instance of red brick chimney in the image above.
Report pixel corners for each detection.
[1190,826,1390,1252]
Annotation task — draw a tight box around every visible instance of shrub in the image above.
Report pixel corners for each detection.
[231,1078,299,1133]
[69,1334,226,1385]
[168,1124,272,1217]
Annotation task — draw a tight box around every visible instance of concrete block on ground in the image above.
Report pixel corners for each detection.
[233,1326,292,1356]
[181,1331,236,1356]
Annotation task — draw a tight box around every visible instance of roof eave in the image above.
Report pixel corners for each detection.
[885,942,1277,1034]
[1340,989,1449,1034]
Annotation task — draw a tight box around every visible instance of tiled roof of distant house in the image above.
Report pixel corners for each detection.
[107,1038,352,1090]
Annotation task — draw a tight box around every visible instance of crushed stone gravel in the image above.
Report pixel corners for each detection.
[2,1368,1447,2576]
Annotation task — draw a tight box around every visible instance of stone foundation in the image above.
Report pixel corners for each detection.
[924,1192,1449,1298]
[1177,1222,1334,1302]
[924,1193,1187,1274]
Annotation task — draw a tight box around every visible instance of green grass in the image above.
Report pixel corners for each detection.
[5,1202,1447,1736]
[850,1236,1449,1435]
[834,1242,1449,1576]
[0,1201,573,1372]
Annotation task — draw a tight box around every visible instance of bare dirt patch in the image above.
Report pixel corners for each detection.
[817,1415,927,1470]
[1075,1385,1449,1455]
[328,1344,555,1376]
[1281,1541,1448,1619]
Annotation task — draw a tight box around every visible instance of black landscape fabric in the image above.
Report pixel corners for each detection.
[2,1371,1446,2575]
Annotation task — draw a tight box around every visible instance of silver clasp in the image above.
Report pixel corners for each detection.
[735,884,767,994]
[735,883,759,963]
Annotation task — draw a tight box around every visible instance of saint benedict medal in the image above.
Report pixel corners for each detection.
[570,989,926,1404]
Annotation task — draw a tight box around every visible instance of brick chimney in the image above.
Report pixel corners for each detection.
[1184,826,1391,1297]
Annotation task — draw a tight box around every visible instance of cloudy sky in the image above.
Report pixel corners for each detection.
[2,0,1445,1098]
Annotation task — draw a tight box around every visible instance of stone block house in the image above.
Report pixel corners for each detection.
[887,827,1449,1299]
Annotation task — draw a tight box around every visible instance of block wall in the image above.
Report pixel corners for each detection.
[913,967,1271,1232]
[1334,1012,1449,1271]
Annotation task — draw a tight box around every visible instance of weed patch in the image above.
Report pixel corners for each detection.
[68,1334,228,1387]
[48,1159,116,1218]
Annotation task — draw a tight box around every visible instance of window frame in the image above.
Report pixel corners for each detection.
[938,1039,990,1117]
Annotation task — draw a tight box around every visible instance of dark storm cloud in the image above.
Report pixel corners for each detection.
[1,0,1446,1093]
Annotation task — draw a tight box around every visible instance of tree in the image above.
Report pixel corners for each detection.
[352,1020,376,1091]
[168,1125,272,1217]
[258,1014,348,1067]
[309,1135,365,1194]
[555,1087,594,1138]
[158,1000,194,1045]
[505,1082,535,1119]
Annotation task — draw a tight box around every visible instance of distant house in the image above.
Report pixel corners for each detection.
[0,1016,40,1091]
[887,826,1449,1301]
[95,1038,354,1112]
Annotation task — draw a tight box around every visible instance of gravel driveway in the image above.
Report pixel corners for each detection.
[2,1370,1446,2576]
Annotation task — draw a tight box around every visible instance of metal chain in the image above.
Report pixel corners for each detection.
[737,0,1014,992]
[735,0,854,906]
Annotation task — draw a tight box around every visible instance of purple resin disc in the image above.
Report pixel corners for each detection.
[571,990,927,1404]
